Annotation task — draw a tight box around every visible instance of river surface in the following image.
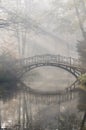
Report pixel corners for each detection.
[23,66,76,92]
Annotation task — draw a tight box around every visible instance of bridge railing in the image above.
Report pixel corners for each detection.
[58,55,81,67]
[0,54,82,70]
[20,55,81,68]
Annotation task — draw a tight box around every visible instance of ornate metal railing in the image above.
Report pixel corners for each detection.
[12,54,86,78]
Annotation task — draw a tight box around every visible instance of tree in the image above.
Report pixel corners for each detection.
[72,0,86,129]
[78,74,86,130]
[75,0,86,66]
[0,52,18,101]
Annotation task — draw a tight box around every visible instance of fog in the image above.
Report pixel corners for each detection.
[0,0,85,128]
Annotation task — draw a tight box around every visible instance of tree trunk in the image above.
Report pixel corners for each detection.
[80,112,86,130]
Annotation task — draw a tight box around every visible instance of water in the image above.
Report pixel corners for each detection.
[23,66,76,92]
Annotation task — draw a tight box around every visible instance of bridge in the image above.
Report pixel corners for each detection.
[0,54,86,130]
[4,54,85,104]
[4,54,84,103]
[8,54,86,78]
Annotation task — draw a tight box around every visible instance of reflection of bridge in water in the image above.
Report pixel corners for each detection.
[1,54,86,129]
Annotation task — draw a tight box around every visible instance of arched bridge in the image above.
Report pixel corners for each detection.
[13,54,86,78]
[2,53,85,130]
[5,54,86,104]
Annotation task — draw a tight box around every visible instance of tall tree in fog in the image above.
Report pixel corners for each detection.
[74,1,86,129]
[75,0,86,65]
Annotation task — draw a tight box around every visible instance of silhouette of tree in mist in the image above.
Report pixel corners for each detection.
[0,52,19,101]
[74,0,86,129]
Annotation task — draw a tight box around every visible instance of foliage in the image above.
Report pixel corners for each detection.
[0,54,18,101]
[78,74,86,111]
[83,127,86,130]
[79,74,86,91]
